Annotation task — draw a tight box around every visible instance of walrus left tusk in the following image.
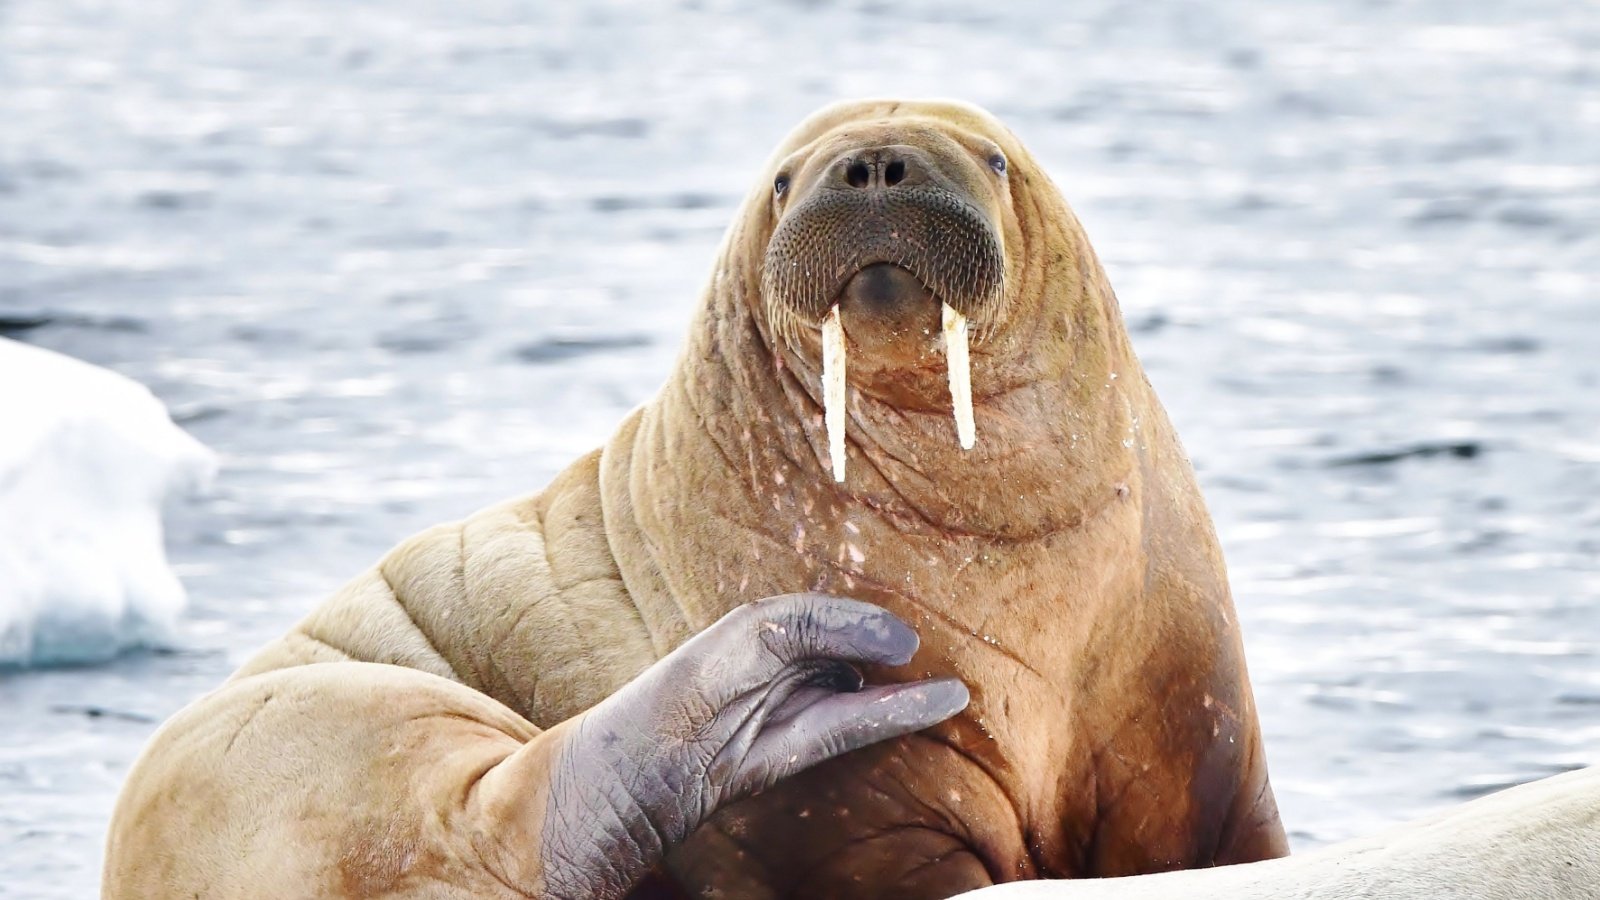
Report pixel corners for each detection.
[942,303,975,450]
[822,305,847,482]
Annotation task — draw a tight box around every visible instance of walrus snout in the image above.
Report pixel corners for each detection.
[761,186,1003,335]
[761,140,1004,340]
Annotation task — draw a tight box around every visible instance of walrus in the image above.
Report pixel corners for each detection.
[104,99,1288,899]
[962,765,1600,899]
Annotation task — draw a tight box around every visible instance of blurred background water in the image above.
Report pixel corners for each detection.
[1,0,1597,895]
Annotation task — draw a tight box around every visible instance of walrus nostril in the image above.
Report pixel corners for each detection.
[884,160,906,187]
[845,160,871,189]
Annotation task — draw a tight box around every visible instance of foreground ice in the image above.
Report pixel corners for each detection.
[0,338,215,667]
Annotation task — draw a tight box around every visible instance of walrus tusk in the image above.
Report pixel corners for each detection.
[822,305,847,482]
[942,302,975,450]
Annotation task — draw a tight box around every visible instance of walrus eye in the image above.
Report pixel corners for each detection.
[988,153,1007,175]
[774,173,790,196]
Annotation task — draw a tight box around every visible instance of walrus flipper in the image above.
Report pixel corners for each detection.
[103,593,968,898]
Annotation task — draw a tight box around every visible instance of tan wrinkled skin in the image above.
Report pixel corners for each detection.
[103,100,1287,899]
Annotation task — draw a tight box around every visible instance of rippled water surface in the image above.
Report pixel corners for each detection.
[2,1,1598,895]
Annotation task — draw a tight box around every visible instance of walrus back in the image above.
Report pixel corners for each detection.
[231,448,659,726]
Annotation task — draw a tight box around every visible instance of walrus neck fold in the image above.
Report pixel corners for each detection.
[598,261,1146,656]
[625,239,1138,545]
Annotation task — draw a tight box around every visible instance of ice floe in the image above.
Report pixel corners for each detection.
[0,338,214,667]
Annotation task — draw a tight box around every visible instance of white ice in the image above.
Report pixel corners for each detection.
[0,338,215,667]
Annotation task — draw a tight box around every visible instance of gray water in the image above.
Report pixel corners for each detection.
[2,1,1598,895]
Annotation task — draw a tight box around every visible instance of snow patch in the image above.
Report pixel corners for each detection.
[0,338,215,667]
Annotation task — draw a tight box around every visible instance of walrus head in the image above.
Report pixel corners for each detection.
[757,105,1013,475]
[737,100,1105,486]
[671,99,1133,541]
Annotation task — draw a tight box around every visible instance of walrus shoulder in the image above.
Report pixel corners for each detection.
[233,449,658,726]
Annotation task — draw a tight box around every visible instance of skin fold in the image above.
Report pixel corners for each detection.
[104,100,1287,899]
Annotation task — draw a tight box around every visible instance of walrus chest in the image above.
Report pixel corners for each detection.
[653,733,1038,900]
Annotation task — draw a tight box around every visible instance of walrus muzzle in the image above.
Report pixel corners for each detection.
[761,185,1005,331]
[762,162,1004,480]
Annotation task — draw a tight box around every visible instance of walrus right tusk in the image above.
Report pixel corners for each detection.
[943,302,975,450]
[822,305,847,482]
